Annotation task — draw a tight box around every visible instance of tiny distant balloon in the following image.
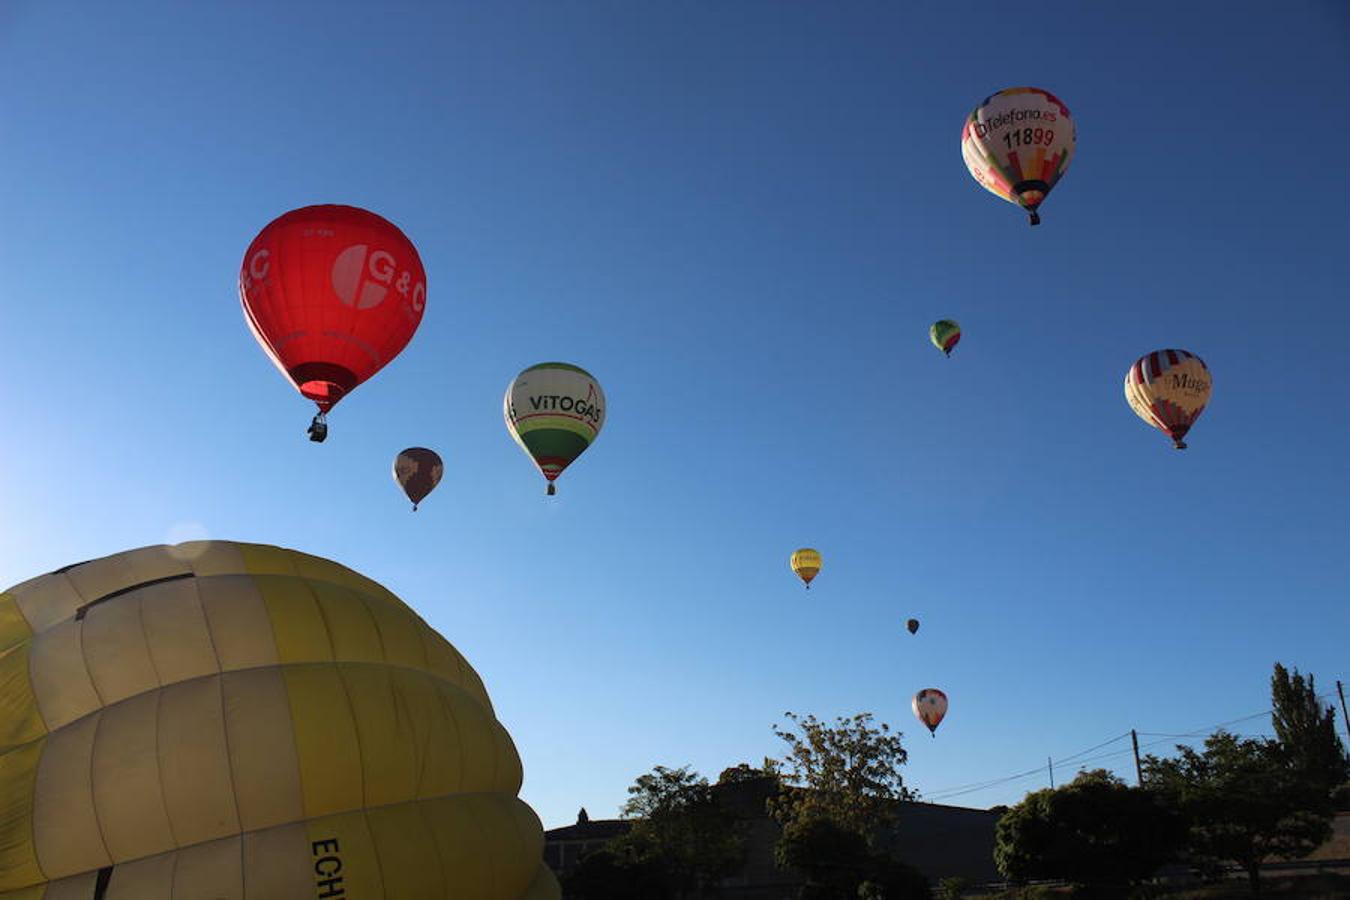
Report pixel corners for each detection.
[906,618,920,635]
[790,548,822,589]
[394,447,444,510]
[913,688,948,737]
[961,87,1075,226]
[1124,349,1212,449]
[929,320,961,357]
[504,363,606,495]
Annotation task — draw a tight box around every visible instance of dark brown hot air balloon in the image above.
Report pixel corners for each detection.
[906,618,919,635]
[393,447,444,510]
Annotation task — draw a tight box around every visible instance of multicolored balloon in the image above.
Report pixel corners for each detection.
[1124,349,1212,449]
[504,363,606,495]
[790,548,822,589]
[393,447,444,510]
[0,541,560,899]
[930,320,961,357]
[906,618,920,635]
[961,87,1075,226]
[239,205,427,441]
[913,688,948,737]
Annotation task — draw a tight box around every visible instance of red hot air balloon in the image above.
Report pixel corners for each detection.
[239,205,427,441]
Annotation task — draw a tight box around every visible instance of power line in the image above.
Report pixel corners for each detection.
[919,690,1339,804]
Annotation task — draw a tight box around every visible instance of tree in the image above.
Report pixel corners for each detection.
[717,759,782,786]
[775,816,874,899]
[1271,663,1350,795]
[616,765,745,899]
[768,712,915,838]
[563,845,670,900]
[774,816,929,900]
[993,769,1182,888]
[1143,731,1334,895]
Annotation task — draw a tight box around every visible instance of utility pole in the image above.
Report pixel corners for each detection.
[1048,756,1054,788]
[1338,681,1350,747]
[1132,729,1144,786]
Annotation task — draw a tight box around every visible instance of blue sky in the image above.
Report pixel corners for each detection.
[2,1,1348,827]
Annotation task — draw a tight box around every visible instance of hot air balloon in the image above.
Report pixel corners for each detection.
[0,541,560,899]
[961,87,1075,226]
[394,447,444,510]
[239,205,427,442]
[913,688,948,737]
[906,618,920,635]
[930,320,961,357]
[504,363,605,495]
[1124,349,1212,449]
[790,548,822,589]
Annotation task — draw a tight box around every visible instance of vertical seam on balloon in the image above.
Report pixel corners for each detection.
[414,698,434,801]
[300,575,365,814]
[362,805,390,899]
[87,707,115,869]
[413,797,451,896]
[137,593,165,699]
[152,685,180,850]
[25,628,51,741]
[77,599,107,712]
[165,830,182,898]
[192,567,248,894]
[443,687,467,796]
[506,798,533,898]
[216,670,249,900]
[355,590,387,667]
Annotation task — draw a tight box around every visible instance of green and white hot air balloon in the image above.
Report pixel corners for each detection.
[503,363,606,495]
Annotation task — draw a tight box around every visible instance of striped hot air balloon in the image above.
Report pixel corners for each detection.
[1124,349,1212,449]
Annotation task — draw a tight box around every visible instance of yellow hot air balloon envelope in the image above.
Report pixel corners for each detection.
[1124,349,1212,449]
[0,541,560,900]
[790,548,822,589]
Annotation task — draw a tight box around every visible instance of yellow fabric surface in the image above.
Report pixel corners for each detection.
[0,741,45,890]
[0,598,31,657]
[0,542,551,899]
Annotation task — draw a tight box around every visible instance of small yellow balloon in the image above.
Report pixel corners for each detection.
[790,548,822,589]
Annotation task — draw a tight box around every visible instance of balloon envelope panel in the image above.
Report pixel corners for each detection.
[0,542,557,899]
